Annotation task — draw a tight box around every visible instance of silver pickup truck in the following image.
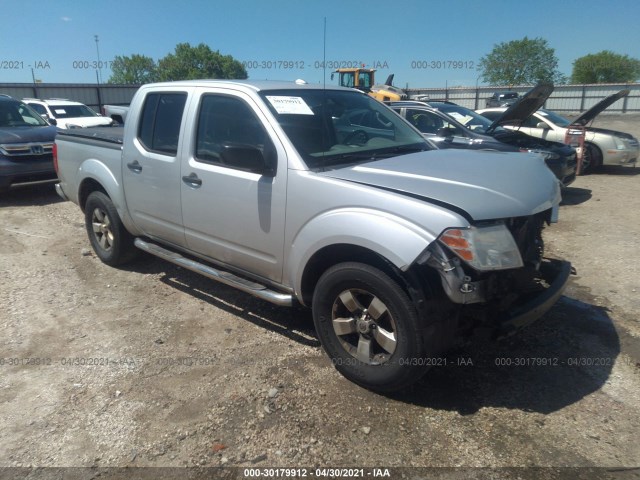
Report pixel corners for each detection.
[54,80,571,391]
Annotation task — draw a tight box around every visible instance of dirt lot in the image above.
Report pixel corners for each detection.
[1,115,639,479]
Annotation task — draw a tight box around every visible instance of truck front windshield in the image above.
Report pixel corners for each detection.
[259,89,429,169]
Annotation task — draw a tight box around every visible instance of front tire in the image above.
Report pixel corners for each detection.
[581,143,602,174]
[312,262,428,392]
[85,191,137,266]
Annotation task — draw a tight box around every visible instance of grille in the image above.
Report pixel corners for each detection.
[505,212,547,268]
[0,142,54,157]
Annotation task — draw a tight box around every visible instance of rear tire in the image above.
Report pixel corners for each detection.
[85,191,137,266]
[312,262,429,392]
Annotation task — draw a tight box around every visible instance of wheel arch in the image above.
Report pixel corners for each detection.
[299,244,407,307]
[287,209,442,304]
[75,160,141,235]
[298,242,450,327]
[75,159,120,210]
[78,177,108,212]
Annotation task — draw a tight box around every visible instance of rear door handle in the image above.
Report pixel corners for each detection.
[127,160,142,173]
[182,173,202,187]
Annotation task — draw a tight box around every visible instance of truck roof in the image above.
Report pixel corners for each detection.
[140,79,352,93]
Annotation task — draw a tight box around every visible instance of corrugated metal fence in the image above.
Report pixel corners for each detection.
[1,82,639,113]
[0,83,140,112]
[407,83,640,112]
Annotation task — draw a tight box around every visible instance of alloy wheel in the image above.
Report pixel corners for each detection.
[91,208,114,251]
[331,288,397,365]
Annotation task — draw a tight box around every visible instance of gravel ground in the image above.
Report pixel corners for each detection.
[0,115,639,479]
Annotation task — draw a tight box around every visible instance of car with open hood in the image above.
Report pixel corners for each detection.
[477,89,639,174]
[0,94,57,193]
[389,83,577,186]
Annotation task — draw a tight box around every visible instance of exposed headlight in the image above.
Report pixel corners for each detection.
[438,223,524,271]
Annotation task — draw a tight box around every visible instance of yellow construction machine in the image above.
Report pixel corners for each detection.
[333,68,407,102]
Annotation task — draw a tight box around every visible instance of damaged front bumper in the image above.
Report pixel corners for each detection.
[495,258,571,337]
[422,242,572,337]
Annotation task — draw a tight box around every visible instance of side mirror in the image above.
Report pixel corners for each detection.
[536,122,549,129]
[47,117,57,126]
[221,144,277,177]
[437,127,455,138]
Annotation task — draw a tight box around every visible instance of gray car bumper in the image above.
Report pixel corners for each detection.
[55,183,69,201]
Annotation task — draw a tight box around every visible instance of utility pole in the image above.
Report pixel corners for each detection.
[94,34,102,84]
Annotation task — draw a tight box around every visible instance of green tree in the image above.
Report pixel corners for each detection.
[107,54,158,84]
[571,51,640,83]
[156,43,247,81]
[478,37,565,86]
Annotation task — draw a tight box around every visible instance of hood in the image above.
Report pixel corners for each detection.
[570,89,630,126]
[318,149,559,221]
[487,83,554,133]
[585,126,637,141]
[56,117,113,129]
[0,125,57,144]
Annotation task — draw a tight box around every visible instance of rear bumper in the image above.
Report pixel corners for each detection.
[55,183,69,201]
[496,258,572,337]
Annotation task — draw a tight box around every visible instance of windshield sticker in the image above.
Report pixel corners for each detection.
[266,96,314,115]
[447,112,471,124]
[54,109,67,114]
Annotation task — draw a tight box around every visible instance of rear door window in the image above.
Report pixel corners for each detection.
[138,92,187,155]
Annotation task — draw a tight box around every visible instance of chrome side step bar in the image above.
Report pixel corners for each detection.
[134,238,294,307]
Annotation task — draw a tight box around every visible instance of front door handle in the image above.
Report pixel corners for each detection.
[182,173,202,187]
[127,160,142,173]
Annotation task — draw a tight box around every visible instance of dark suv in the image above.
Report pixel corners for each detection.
[486,91,519,108]
[0,95,57,193]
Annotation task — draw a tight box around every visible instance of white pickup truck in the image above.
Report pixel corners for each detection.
[54,80,571,391]
[102,104,129,125]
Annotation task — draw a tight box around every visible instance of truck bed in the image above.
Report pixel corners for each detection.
[56,126,124,145]
[55,126,125,206]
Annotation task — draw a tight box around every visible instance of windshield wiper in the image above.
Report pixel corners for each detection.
[369,144,429,159]
[392,144,429,153]
[312,143,429,170]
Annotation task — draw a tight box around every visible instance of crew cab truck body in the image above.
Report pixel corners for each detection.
[55,80,571,391]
